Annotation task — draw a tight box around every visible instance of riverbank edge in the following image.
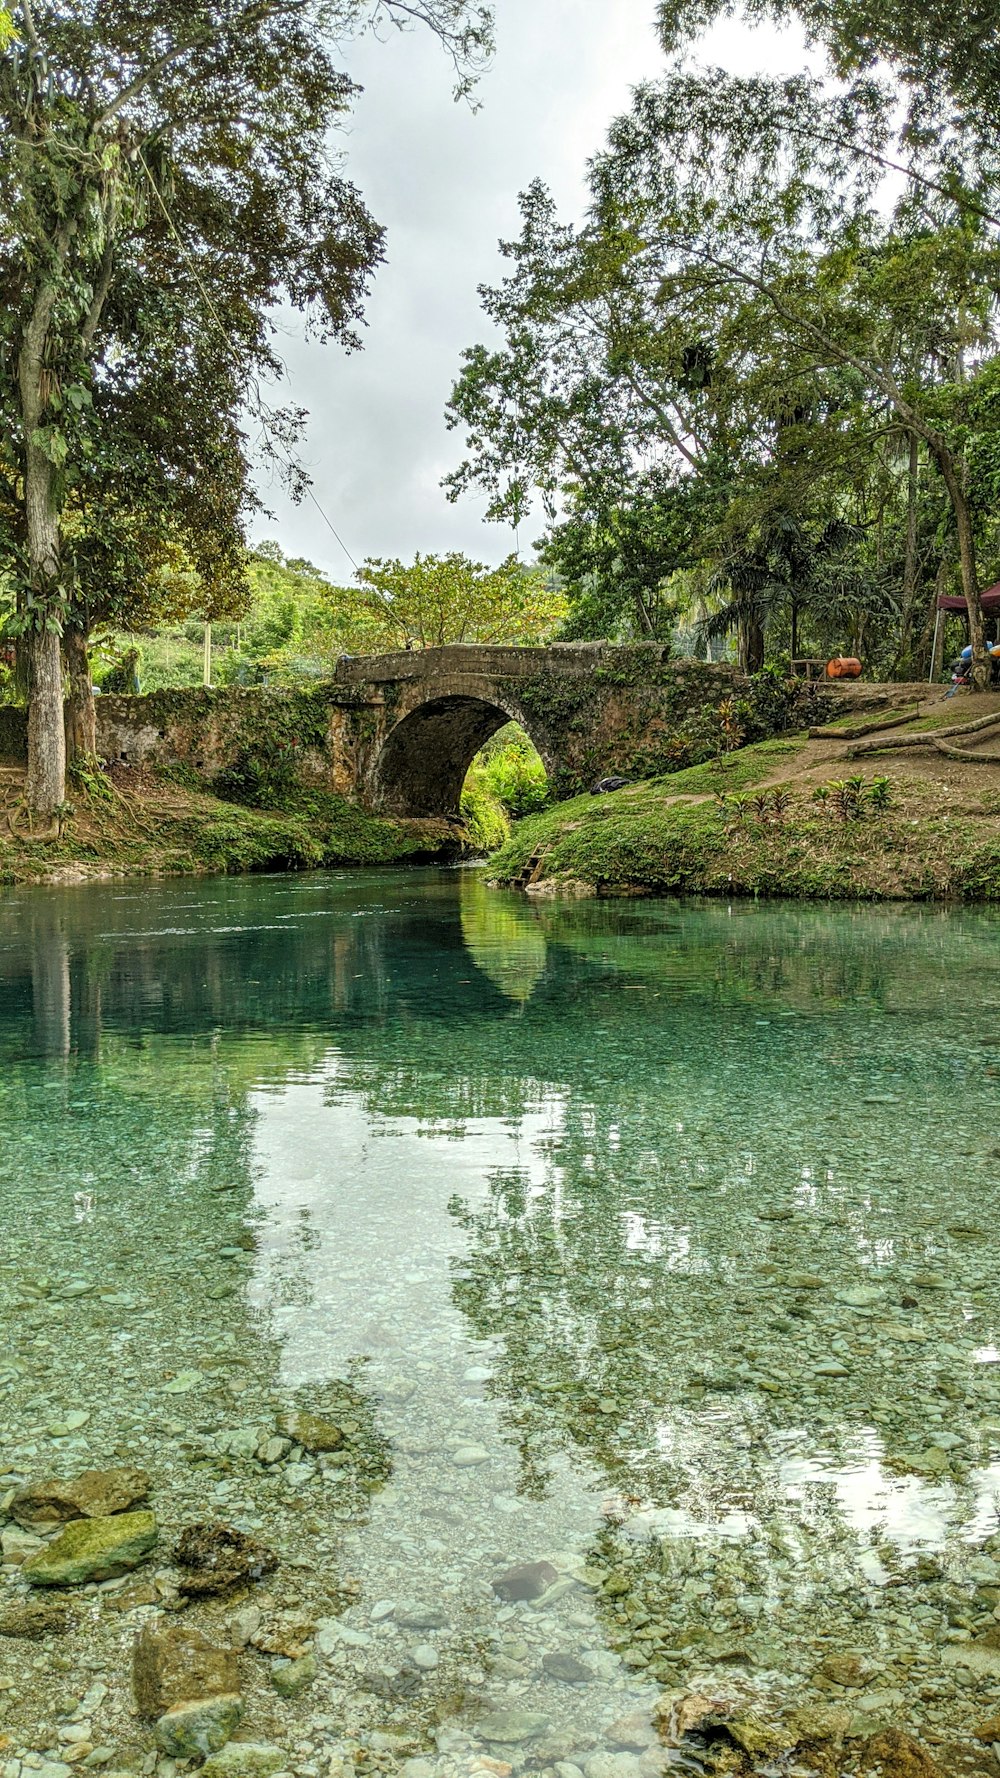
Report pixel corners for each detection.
[0,771,462,888]
[488,737,1000,902]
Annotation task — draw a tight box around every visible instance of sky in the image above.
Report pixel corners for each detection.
[253,0,811,582]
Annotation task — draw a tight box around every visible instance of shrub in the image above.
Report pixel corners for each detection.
[214,734,302,807]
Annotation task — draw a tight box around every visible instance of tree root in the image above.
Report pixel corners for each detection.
[932,738,1000,762]
[810,708,922,741]
[848,709,1000,756]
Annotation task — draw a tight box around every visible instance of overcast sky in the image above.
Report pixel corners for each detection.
[253,0,811,581]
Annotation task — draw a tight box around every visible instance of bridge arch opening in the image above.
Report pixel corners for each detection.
[372,695,547,819]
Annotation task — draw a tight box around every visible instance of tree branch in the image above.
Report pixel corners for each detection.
[18,0,41,52]
[81,234,115,350]
[100,37,210,124]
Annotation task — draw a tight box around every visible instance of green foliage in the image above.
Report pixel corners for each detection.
[448,41,1000,678]
[469,725,549,816]
[459,726,549,854]
[214,736,305,810]
[460,780,510,852]
[0,0,495,812]
[354,552,567,648]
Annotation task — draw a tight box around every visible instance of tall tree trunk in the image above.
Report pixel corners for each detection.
[19,281,66,818]
[738,612,765,674]
[25,628,65,817]
[929,432,986,688]
[64,626,96,762]
[895,432,920,676]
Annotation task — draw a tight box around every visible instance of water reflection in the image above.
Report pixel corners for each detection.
[1,872,999,1764]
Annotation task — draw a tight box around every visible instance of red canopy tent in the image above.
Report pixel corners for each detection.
[930,581,1000,679]
[936,581,1000,612]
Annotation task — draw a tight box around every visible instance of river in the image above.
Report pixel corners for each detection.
[0,869,998,1775]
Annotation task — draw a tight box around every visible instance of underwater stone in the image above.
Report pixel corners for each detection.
[276,1411,343,1452]
[154,1695,243,1760]
[270,1652,318,1697]
[23,1512,158,1586]
[133,1621,239,1718]
[0,1600,75,1639]
[174,1522,278,1597]
[12,1469,151,1527]
[476,1711,550,1745]
[492,1561,558,1602]
[201,1746,287,1778]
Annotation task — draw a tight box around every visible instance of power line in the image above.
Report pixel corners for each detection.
[135,147,360,574]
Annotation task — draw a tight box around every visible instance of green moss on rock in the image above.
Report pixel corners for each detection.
[23,1510,158,1586]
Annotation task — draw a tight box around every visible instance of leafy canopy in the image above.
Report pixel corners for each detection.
[354,552,567,649]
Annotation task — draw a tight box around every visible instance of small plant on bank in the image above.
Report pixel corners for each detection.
[717,696,746,753]
[717,792,751,832]
[867,776,892,812]
[814,774,893,821]
[68,754,113,802]
[769,787,793,822]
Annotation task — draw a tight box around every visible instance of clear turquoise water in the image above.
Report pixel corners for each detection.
[0,870,999,1769]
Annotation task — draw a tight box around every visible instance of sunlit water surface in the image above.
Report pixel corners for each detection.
[1,870,999,1770]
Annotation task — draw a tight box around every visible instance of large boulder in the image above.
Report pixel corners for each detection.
[133,1621,240,1718]
[23,1511,158,1587]
[11,1468,150,1527]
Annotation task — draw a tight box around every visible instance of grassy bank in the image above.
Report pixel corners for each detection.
[490,722,1000,901]
[0,765,457,886]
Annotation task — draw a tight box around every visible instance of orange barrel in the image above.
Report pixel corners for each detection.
[825,657,862,679]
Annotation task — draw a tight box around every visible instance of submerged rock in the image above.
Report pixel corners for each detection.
[0,1525,44,1565]
[133,1620,240,1718]
[0,1599,75,1639]
[23,1511,158,1586]
[201,1746,287,1778]
[276,1410,344,1452]
[476,1710,550,1745]
[858,1730,942,1776]
[154,1695,243,1760]
[11,1467,150,1527]
[174,1522,278,1597]
[394,1604,449,1630]
[541,1651,593,1684]
[492,1560,558,1602]
[270,1651,317,1697]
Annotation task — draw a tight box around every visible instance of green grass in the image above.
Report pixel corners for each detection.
[0,778,456,886]
[489,745,1000,902]
[644,737,806,796]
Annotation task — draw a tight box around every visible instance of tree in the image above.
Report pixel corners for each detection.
[586,74,1000,676]
[353,552,567,648]
[541,468,723,641]
[448,72,1000,679]
[0,0,493,821]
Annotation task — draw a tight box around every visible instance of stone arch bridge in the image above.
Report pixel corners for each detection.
[39,642,890,818]
[86,644,740,818]
[332,644,742,814]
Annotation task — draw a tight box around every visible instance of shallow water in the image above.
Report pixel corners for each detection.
[1,870,999,1772]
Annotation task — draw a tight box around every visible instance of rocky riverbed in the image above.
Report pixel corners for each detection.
[2,876,1000,1778]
